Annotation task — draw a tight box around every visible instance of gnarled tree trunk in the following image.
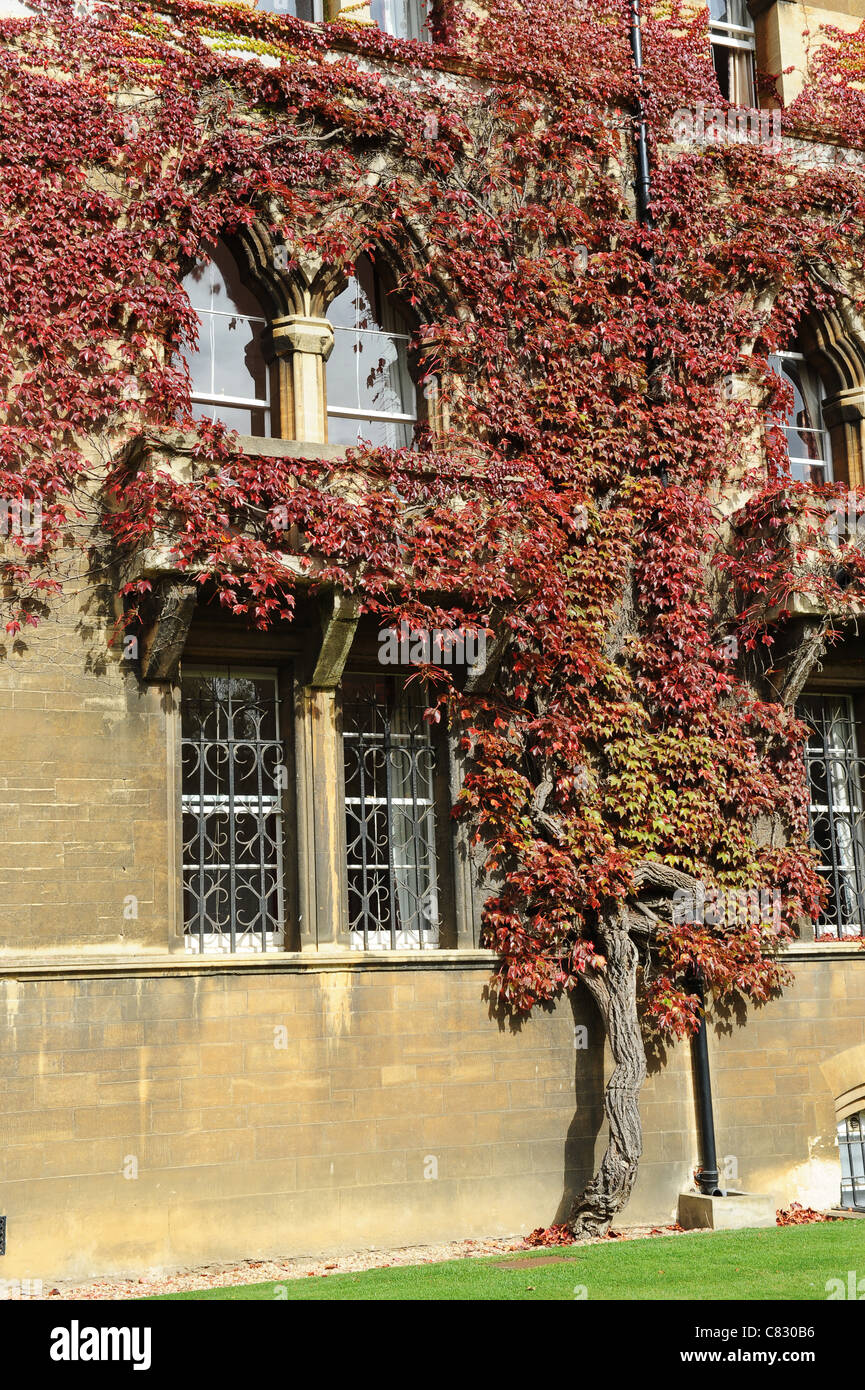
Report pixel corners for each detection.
[567,913,647,1238]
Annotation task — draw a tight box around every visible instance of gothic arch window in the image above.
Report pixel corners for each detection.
[325,254,418,448]
[767,314,865,489]
[182,240,273,438]
[769,344,833,486]
[709,0,755,106]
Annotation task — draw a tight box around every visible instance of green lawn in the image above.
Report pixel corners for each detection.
[152,1222,865,1301]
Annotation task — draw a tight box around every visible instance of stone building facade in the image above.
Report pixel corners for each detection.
[3,0,865,1283]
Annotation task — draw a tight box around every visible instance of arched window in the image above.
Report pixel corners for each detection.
[769,347,832,485]
[839,1108,865,1209]
[325,255,417,448]
[371,0,430,41]
[182,240,272,438]
[709,0,755,106]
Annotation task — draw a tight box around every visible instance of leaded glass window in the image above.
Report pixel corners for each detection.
[342,674,440,949]
[799,693,865,939]
[182,669,286,953]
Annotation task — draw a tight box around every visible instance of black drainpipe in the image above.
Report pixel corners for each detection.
[690,971,722,1195]
[628,0,653,230]
[626,1,721,1198]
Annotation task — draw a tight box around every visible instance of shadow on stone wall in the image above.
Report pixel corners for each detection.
[551,988,606,1224]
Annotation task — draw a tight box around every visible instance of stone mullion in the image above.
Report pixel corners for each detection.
[271,315,335,445]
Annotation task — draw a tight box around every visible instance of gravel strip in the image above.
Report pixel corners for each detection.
[9,1224,690,1301]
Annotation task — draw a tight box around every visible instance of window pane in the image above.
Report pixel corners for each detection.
[343,674,440,950]
[710,0,750,28]
[327,412,413,449]
[192,402,270,436]
[258,0,320,16]
[711,43,754,105]
[371,0,429,41]
[769,353,832,484]
[209,315,268,402]
[185,241,267,321]
[326,255,416,446]
[327,254,410,335]
[327,328,409,417]
[182,670,285,954]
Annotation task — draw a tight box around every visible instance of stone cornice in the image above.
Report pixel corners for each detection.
[0,940,861,980]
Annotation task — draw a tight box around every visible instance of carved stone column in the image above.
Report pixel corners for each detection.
[295,685,348,950]
[295,590,360,949]
[271,314,334,444]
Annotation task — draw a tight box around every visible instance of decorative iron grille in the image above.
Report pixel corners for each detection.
[343,674,440,950]
[181,669,285,953]
[839,1111,865,1210]
[799,694,865,939]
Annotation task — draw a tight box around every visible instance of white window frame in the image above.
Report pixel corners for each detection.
[188,304,272,434]
[709,1,756,106]
[371,0,431,42]
[769,349,833,484]
[260,0,324,19]
[326,266,418,446]
[326,319,417,431]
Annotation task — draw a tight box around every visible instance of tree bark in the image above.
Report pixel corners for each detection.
[777,618,829,708]
[567,912,647,1238]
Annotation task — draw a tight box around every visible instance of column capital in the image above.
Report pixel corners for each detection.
[271,314,334,361]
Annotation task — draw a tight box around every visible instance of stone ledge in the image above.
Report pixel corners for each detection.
[1,938,862,981]
[784,940,865,960]
[0,948,498,981]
